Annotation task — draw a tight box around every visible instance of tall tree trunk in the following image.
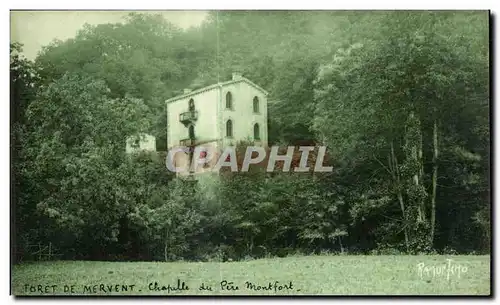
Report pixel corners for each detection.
[430,120,439,246]
[406,111,426,225]
[390,141,409,253]
[417,124,425,223]
[164,228,170,262]
[410,114,425,223]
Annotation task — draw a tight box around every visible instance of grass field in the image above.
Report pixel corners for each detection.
[12,255,490,296]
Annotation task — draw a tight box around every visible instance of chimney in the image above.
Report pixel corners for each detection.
[183,88,192,94]
[232,72,243,81]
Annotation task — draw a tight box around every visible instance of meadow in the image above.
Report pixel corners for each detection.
[12,255,490,296]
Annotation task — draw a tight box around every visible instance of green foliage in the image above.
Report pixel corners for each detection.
[312,11,489,254]
[12,11,490,261]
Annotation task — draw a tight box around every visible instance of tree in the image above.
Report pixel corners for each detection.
[313,11,489,253]
[22,72,151,258]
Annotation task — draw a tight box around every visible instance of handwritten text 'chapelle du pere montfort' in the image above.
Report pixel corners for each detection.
[23,279,299,294]
[165,146,333,173]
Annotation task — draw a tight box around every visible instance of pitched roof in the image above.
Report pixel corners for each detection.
[165,77,269,104]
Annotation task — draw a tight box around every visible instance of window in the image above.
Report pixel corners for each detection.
[253,96,259,113]
[188,125,195,139]
[226,120,233,137]
[226,92,233,109]
[188,98,195,111]
[254,123,260,140]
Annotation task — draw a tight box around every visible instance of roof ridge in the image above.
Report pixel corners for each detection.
[165,77,268,104]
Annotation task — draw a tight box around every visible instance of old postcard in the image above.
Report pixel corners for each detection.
[10,10,491,296]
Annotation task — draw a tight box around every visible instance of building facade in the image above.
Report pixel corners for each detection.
[165,73,269,175]
[125,133,156,154]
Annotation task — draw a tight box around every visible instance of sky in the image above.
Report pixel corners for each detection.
[10,11,209,60]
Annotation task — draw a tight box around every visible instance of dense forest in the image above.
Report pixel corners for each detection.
[11,11,490,262]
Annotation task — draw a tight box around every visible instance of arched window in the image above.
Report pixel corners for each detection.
[253,96,259,113]
[226,92,233,109]
[188,98,195,111]
[188,125,195,139]
[226,120,233,137]
[253,123,260,140]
